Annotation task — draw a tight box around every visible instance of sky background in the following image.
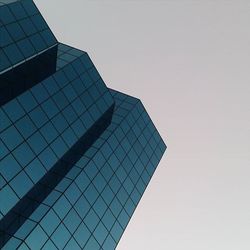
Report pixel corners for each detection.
[35,1,250,249]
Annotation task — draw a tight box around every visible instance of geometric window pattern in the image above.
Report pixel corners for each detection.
[0,0,57,73]
[0,1,166,249]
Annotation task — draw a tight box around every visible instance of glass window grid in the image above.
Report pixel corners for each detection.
[58,44,93,71]
[56,48,111,106]
[1,55,113,145]
[2,90,166,250]
[0,2,57,72]
[4,102,94,238]
[0,83,113,217]
[1,2,167,244]
[2,30,55,70]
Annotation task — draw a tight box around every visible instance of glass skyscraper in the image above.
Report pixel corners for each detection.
[0,0,166,249]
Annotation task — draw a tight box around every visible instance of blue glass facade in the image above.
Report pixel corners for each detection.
[0,1,166,249]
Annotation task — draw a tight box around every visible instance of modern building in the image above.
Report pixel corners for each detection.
[0,0,166,249]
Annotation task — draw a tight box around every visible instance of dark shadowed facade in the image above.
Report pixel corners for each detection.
[0,0,166,249]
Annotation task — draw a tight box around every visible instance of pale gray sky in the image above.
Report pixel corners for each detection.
[35,1,250,249]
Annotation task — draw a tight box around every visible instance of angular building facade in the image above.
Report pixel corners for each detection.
[0,0,166,249]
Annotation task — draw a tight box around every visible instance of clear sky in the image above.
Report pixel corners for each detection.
[35,1,250,249]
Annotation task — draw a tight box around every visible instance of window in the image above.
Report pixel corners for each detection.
[27,131,47,155]
[71,97,85,116]
[40,122,58,144]
[109,175,121,194]
[21,0,38,15]
[38,147,57,171]
[63,64,77,81]
[40,29,56,46]
[93,174,106,194]
[0,50,11,71]
[53,196,71,220]
[53,92,68,110]
[103,92,114,107]
[88,105,101,121]
[116,166,127,184]
[103,235,116,250]
[31,14,47,31]
[0,5,15,25]
[0,237,22,250]
[0,26,12,47]
[102,209,115,231]
[16,115,36,139]
[51,113,68,133]
[50,137,68,158]
[18,91,38,113]
[42,77,59,95]
[94,222,108,246]
[72,78,86,95]
[10,2,27,19]
[96,97,108,114]
[0,185,18,215]
[71,58,85,75]
[80,53,93,69]
[74,195,90,220]
[88,67,100,82]
[29,106,48,128]
[88,85,100,101]
[41,99,59,119]
[110,222,123,242]
[30,33,47,52]
[13,142,35,166]
[64,209,81,233]
[0,140,8,160]
[15,219,36,240]
[53,70,68,88]
[101,185,114,206]
[31,84,49,104]
[62,127,77,147]
[64,182,81,205]
[3,99,25,122]
[6,22,25,41]
[123,177,134,195]
[4,44,24,64]
[19,18,37,36]
[130,188,141,205]
[26,226,48,250]
[25,158,46,184]
[84,237,100,250]
[10,171,33,198]
[124,198,135,215]
[29,203,49,223]
[129,168,139,185]
[74,173,90,193]
[17,39,35,58]
[96,79,106,95]
[63,85,77,102]
[80,111,93,130]
[0,108,11,132]
[74,223,91,248]
[93,196,107,218]
[55,178,71,193]
[0,175,6,189]
[0,154,21,181]
[40,210,60,235]
[84,210,99,232]
[43,190,61,207]
[41,240,58,250]
[1,125,23,151]
[80,72,92,89]
[64,239,81,250]
[84,185,98,206]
